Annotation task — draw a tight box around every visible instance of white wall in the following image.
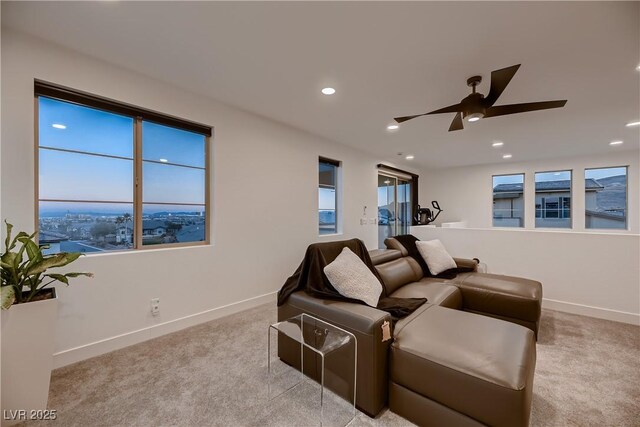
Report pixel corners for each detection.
[0,30,401,366]
[417,150,640,324]
[411,226,639,324]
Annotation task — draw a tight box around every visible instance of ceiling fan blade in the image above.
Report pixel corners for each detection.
[485,100,567,118]
[426,103,462,115]
[449,112,463,131]
[484,64,521,106]
[394,114,427,123]
[394,104,461,123]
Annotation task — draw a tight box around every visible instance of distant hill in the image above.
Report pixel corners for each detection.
[596,175,626,187]
[39,210,125,218]
[593,175,626,212]
[148,211,202,217]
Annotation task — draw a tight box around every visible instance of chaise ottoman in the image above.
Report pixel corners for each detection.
[389,304,536,427]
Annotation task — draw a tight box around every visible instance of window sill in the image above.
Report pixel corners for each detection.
[71,242,212,257]
[318,233,343,238]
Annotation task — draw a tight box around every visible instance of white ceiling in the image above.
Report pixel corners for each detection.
[3,1,639,169]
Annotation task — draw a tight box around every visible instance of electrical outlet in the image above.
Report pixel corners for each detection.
[151,298,160,315]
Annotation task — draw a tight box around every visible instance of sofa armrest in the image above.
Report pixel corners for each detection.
[453,257,479,272]
[277,291,391,417]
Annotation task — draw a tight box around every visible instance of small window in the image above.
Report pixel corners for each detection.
[535,170,572,228]
[36,82,210,254]
[319,158,340,235]
[492,174,524,227]
[585,167,627,230]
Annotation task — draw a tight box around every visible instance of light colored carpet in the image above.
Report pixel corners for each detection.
[24,304,639,427]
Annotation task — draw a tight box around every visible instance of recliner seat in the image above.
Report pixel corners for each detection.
[378,238,543,336]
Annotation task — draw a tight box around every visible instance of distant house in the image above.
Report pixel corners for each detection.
[492,183,526,227]
[142,220,166,237]
[493,179,624,228]
[116,225,133,244]
[39,231,69,255]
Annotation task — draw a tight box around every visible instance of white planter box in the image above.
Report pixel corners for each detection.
[1,291,58,426]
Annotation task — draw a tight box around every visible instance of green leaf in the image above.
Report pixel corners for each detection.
[18,234,40,258]
[1,252,18,269]
[1,286,15,310]
[8,232,29,252]
[63,272,93,278]
[4,220,13,253]
[21,238,43,270]
[44,273,69,286]
[25,252,82,276]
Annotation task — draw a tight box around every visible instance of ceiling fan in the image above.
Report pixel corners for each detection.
[394,64,567,131]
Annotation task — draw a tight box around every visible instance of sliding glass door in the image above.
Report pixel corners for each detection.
[378,174,411,249]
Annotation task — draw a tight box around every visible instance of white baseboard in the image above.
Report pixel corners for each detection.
[53,291,277,369]
[543,298,640,326]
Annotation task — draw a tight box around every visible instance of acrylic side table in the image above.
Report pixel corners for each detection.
[268,313,357,426]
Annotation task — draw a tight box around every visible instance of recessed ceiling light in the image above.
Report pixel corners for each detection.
[626,121,640,127]
[387,124,399,131]
[467,116,481,122]
[405,155,414,160]
[492,141,504,147]
[609,140,624,146]
[159,158,169,163]
[321,87,336,95]
[636,64,640,71]
[52,123,66,129]
[502,154,512,159]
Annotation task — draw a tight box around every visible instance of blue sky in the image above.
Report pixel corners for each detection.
[585,167,626,180]
[318,188,335,210]
[493,174,524,186]
[39,97,205,212]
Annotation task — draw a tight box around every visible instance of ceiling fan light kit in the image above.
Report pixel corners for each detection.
[394,64,567,131]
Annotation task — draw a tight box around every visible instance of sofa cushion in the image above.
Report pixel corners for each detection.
[375,257,423,295]
[391,305,536,427]
[384,237,409,256]
[416,239,457,275]
[369,249,402,266]
[390,282,462,309]
[323,247,382,307]
[453,272,542,322]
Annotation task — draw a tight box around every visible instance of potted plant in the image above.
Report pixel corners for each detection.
[1,221,91,424]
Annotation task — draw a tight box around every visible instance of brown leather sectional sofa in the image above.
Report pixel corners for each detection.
[277,237,542,426]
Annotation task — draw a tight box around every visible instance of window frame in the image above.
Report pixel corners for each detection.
[491,173,525,228]
[377,164,419,226]
[34,82,212,253]
[534,169,573,229]
[318,157,340,236]
[584,165,629,231]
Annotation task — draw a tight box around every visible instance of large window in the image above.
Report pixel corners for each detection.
[585,167,627,230]
[319,158,340,235]
[492,174,524,227]
[535,170,572,228]
[36,82,210,254]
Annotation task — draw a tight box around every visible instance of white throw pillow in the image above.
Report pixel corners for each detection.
[323,247,383,307]
[416,239,457,275]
